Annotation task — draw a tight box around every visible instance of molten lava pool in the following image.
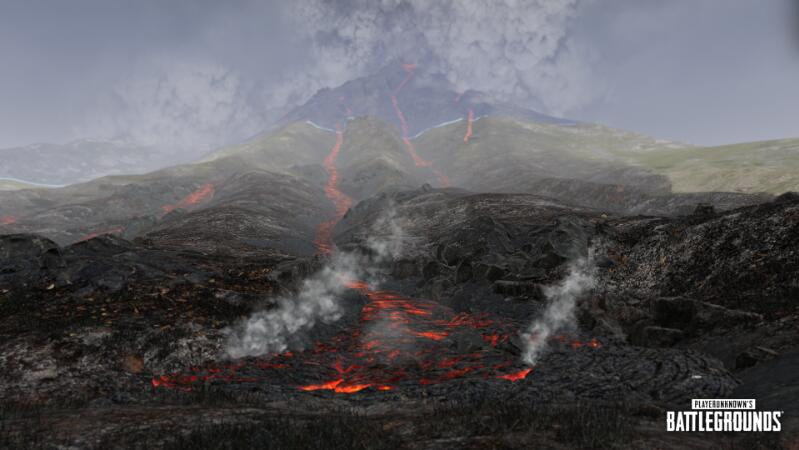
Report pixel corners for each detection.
[151,276,605,394]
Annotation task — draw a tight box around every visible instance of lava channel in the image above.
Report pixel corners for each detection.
[463,109,474,143]
[389,63,451,188]
[161,182,215,215]
[313,125,352,256]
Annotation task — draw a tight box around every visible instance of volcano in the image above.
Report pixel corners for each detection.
[278,62,575,138]
[1,63,798,448]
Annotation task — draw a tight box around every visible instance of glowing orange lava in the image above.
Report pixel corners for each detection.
[463,109,474,143]
[161,183,215,215]
[389,63,451,187]
[496,368,533,382]
[78,226,124,242]
[0,215,17,225]
[413,330,449,341]
[313,126,352,255]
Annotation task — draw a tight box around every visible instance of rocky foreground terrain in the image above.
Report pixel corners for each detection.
[1,186,797,448]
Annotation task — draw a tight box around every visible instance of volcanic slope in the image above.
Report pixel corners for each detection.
[282,63,797,198]
[0,115,778,249]
[0,122,343,251]
[0,118,456,250]
[410,115,774,212]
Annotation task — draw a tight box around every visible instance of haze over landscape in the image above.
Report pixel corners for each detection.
[1,1,798,449]
[2,0,798,152]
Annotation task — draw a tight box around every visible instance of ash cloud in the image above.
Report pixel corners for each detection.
[287,0,596,116]
[86,58,273,152]
[521,247,597,366]
[4,1,798,150]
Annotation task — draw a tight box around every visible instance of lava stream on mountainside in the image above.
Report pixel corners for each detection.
[463,109,474,143]
[314,126,351,256]
[161,182,215,215]
[389,64,451,187]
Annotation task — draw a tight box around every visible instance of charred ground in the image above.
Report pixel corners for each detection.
[1,189,797,448]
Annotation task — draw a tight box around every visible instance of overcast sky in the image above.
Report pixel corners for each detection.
[1,0,797,149]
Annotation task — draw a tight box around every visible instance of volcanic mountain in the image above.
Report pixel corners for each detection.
[0,112,775,248]
[277,62,574,137]
[1,65,798,448]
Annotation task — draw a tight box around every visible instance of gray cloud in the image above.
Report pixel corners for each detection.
[288,0,593,115]
[0,0,797,150]
[85,58,270,150]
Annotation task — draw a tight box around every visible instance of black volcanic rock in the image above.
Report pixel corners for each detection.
[2,185,798,447]
[0,234,64,287]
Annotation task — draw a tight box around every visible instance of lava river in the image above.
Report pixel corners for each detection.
[151,120,603,395]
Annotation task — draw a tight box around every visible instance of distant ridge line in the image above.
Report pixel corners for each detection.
[0,177,66,188]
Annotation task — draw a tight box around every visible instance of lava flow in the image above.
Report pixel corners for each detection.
[77,226,124,242]
[389,63,451,187]
[463,109,474,143]
[0,215,17,225]
[161,182,215,215]
[313,126,352,255]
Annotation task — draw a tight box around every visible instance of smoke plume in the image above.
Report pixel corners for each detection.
[86,58,273,152]
[288,0,596,116]
[224,252,358,358]
[70,1,597,151]
[521,247,597,366]
[225,206,407,358]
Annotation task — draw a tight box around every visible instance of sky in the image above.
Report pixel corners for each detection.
[0,0,797,150]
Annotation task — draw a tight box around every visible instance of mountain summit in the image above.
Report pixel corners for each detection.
[278,62,574,137]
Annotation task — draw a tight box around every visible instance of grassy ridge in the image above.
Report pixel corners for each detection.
[413,116,799,195]
[626,138,799,194]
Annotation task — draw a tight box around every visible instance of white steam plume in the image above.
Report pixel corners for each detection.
[224,252,358,359]
[288,0,597,116]
[225,205,407,358]
[521,247,597,366]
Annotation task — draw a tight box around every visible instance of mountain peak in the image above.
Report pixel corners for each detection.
[279,63,573,137]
